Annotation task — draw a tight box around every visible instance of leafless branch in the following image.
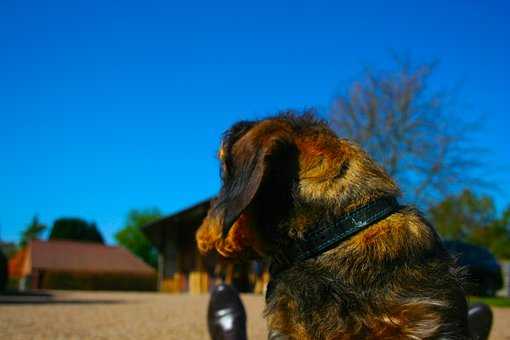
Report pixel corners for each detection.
[329,57,484,208]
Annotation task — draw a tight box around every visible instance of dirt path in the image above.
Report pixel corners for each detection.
[0,291,508,339]
[491,308,510,340]
[0,291,265,340]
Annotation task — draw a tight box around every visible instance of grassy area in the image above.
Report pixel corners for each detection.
[469,296,510,308]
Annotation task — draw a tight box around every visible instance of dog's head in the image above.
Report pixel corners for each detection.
[196,111,399,259]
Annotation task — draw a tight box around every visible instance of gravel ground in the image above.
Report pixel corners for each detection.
[0,291,508,339]
[0,291,266,340]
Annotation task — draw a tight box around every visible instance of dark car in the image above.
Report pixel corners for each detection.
[443,240,503,297]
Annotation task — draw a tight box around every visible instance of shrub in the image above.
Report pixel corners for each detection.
[0,250,7,291]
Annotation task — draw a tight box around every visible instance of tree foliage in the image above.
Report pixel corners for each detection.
[49,218,104,243]
[0,249,7,291]
[330,57,481,208]
[429,189,510,259]
[115,208,162,268]
[0,242,17,258]
[20,215,46,247]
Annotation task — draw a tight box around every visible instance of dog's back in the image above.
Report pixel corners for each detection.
[196,113,471,339]
[265,207,470,339]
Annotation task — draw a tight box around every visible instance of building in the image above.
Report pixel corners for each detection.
[500,261,510,297]
[8,239,156,291]
[142,199,268,294]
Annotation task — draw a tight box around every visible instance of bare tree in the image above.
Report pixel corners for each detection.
[330,58,482,208]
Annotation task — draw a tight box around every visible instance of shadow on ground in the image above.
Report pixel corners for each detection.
[0,290,128,305]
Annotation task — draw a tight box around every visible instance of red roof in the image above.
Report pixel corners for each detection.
[9,240,155,276]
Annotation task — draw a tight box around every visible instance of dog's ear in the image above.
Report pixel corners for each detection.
[196,129,294,257]
[213,131,293,236]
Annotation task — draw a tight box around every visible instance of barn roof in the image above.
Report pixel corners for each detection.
[9,240,155,277]
[142,199,211,252]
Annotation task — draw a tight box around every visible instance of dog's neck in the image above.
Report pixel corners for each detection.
[268,195,401,277]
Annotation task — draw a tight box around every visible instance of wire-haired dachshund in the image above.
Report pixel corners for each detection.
[196,112,469,339]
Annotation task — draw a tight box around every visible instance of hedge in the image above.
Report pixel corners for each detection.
[0,250,7,291]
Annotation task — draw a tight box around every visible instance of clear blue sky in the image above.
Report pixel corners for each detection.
[1,0,509,244]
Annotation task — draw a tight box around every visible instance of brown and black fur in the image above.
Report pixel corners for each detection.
[196,111,470,339]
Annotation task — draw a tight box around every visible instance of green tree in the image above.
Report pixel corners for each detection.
[429,189,510,259]
[479,206,510,259]
[115,208,162,268]
[429,189,496,240]
[49,218,104,243]
[20,216,46,247]
[0,250,7,291]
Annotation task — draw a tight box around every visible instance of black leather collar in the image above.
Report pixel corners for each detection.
[269,196,401,277]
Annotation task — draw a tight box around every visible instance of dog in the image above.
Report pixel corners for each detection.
[196,112,470,339]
